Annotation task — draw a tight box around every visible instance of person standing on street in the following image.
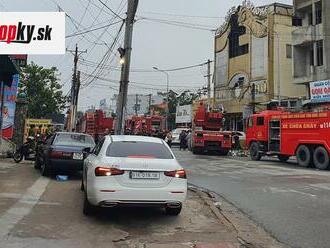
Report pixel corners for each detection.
[165,131,173,148]
[185,129,192,150]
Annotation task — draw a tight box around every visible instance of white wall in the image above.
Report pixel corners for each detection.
[251,36,268,79]
[215,45,228,86]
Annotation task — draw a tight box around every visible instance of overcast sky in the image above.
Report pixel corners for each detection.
[0,0,292,111]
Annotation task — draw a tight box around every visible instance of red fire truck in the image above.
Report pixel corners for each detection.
[191,103,232,154]
[76,110,114,139]
[125,115,166,136]
[246,109,330,170]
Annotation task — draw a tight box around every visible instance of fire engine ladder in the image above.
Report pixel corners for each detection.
[86,119,96,136]
[269,119,280,153]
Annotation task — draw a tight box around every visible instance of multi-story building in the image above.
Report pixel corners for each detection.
[214,2,306,131]
[292,0,330,87]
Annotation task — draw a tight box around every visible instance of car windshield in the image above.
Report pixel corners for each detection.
[53,133,95,147]
[106,141,173,159]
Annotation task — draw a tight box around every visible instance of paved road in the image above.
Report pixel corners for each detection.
[0,159,238,248]
[175,149,330,248]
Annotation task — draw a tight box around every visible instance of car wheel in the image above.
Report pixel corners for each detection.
[83,191,95,216]
[278,154,290,162]
[13,152,23,163]
[296,145,311,168]
[165,206,182,216]
[250,142,261,161]
[313,146,329,170]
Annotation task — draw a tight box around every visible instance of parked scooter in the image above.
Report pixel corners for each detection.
[13,137,36,163]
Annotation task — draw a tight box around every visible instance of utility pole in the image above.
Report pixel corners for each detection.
[115,0,139,134]
[72,70,81,128]
[67,44,86,132]
[148,94,152,115]
[206,59,212,110]
[135,94,138,115]
[251,83,256,114]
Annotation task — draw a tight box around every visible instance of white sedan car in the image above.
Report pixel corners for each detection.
[81,135,187,216]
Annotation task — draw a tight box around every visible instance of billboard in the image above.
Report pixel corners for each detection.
[176,105,192,124]
[310,80,330,103]
[0,12,65,54]
[1,74,19,139]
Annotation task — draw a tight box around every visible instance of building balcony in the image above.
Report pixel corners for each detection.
[292,25,313,46]
[294,65,328,85]
[292,24,323,46]
[294,74,313,85]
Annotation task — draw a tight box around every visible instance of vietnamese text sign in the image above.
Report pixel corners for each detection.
[176,105,192,123]
[0,12,65,54]
[310,80,330,103]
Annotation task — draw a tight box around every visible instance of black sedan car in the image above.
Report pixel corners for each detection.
[35,132,95,176]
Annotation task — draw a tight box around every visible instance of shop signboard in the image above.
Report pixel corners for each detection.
[310,80,330,103]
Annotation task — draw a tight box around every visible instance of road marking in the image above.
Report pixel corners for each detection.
[0,193,22,199]
[310,183,330,191]
[269,187,317,198]
[0,177,50,239]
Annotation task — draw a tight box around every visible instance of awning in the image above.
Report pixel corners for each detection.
[0,55,19,86]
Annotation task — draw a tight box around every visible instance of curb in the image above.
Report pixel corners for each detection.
[188,186,286,248]
[0,153,7,159]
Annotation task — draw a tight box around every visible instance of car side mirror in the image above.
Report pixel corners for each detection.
[83,147,91,154]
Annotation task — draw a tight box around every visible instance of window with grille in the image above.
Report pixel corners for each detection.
[316,40,324,66]
[286,44,292,59]
[315,1,322,25]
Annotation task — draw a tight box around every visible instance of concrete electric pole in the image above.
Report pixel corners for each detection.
[115,0,139,134]
[206,59,212,110]
[67,44,86,132]
[135,94,138,115]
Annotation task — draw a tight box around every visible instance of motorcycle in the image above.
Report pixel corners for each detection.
[13,137,36,163]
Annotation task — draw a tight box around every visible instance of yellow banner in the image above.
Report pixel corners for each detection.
[26,119,52,125]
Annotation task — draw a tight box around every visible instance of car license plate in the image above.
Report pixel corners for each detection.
[130,171,160,180]
[73,152,83,160]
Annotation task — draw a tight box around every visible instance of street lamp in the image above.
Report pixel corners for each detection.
[153,67,169,130]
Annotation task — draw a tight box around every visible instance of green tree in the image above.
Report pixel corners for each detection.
[19,62,67,119]
[157,90,202,129]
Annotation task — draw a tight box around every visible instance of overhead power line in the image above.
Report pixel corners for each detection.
[81,20,125,88]
[157,61,213,72]
[81,58,212,72]
[137,16,217,32]
[76,0,91,29]
[140,11,224,19]
[96,0,124,20]
[80,72,205,89]
[66,20,124,38]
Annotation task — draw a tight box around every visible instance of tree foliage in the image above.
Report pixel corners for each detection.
[157,89,205,129]
[19,62,67,119]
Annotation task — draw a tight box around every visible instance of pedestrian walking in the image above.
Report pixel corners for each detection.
[185,129,192,150]
[179,130,187,151]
